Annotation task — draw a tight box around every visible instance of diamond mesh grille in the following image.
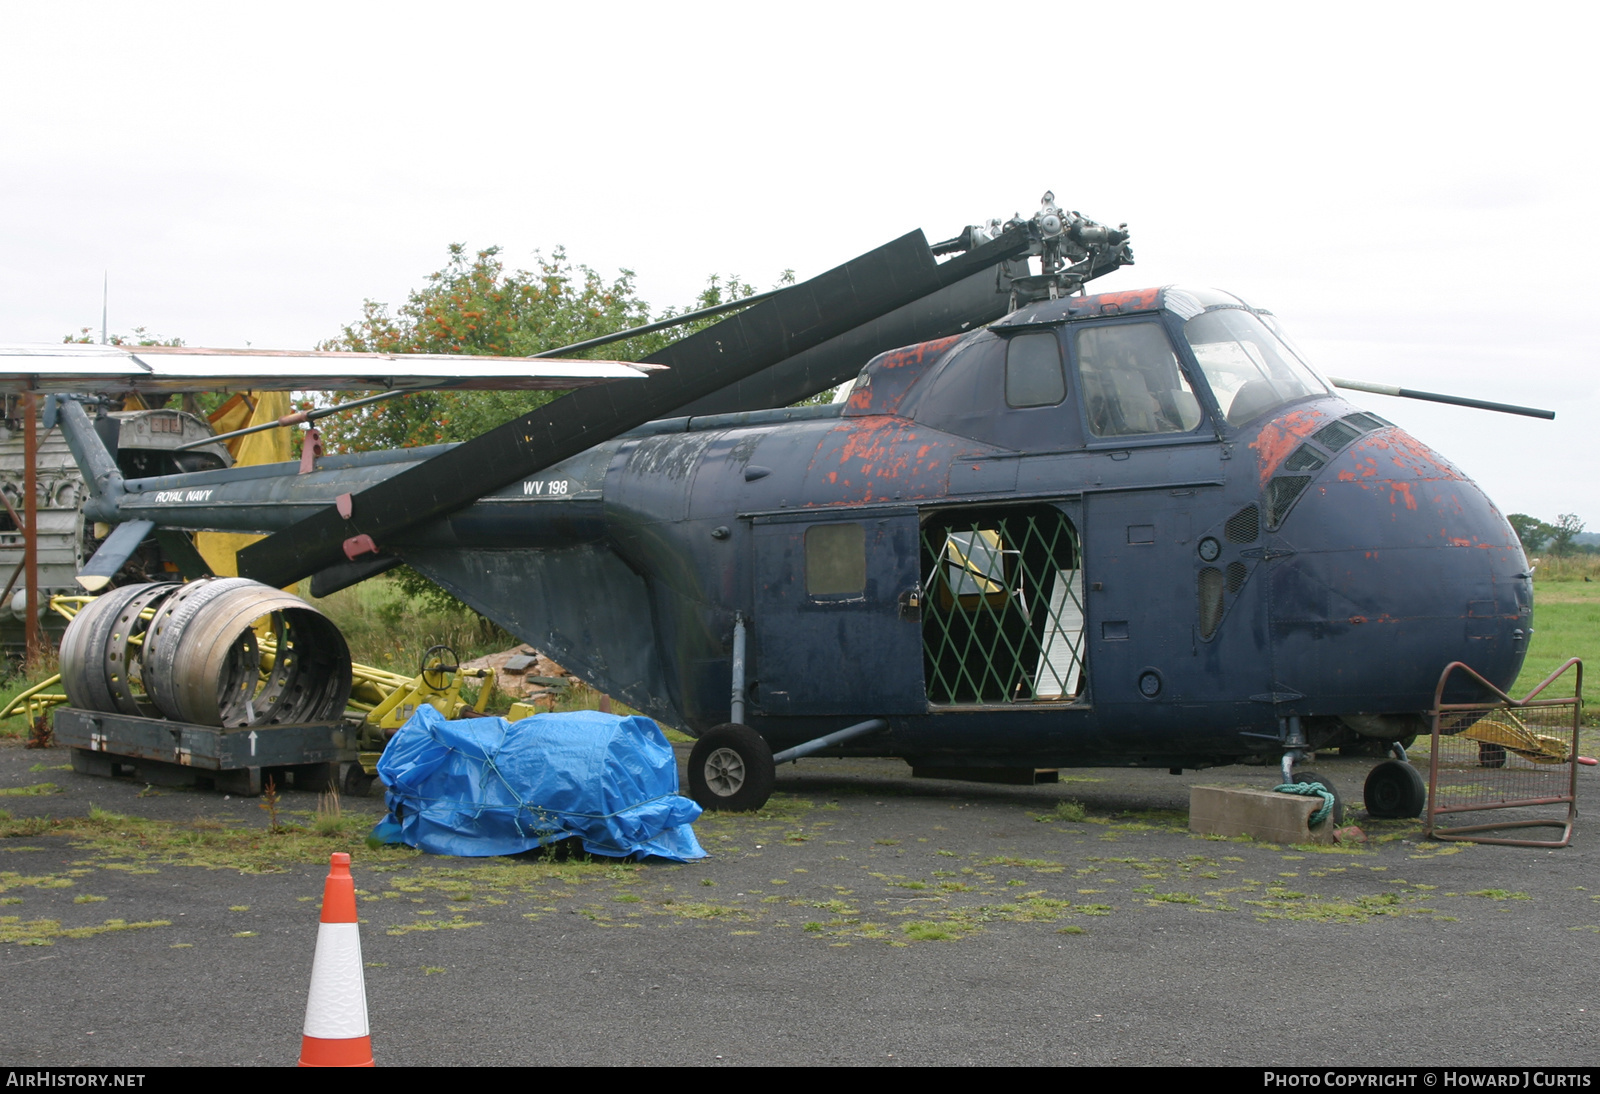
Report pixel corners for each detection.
[1198,567,1224,639]
[1224,504,1259,544]
[1312,420,1361,451]
[1266,475,1312,527]
[1225,560,1248,594]
[921,507,1083,705]
[1283,445,1326,473]
[1341,411,1388,432]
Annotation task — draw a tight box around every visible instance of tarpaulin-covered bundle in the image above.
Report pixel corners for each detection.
[370,706,706,861]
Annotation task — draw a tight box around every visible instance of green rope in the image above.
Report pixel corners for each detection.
[1273,781,1335,826]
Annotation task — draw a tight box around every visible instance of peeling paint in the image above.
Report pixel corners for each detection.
[1248,408,1327,487]
[1069,287,1162,316]
[1351,428,1465,483]
[804,416,946,504]
[843,335,962,417]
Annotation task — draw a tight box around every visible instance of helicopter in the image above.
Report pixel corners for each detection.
[8,193,1551,817]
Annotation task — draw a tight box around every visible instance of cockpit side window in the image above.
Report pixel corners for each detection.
[1074,321,1202,438]
[1004,332,1066,408]
[1182,309,1326,427]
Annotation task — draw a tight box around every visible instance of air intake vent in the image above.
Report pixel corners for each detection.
[1341,412,1389,432]
[1312,420,1362,452]
[1226,561,1248,594]
[1198,567,1225,639]
[1283,445,1326,473]
[1266,475,1313,527]
[1224,505,1260,544]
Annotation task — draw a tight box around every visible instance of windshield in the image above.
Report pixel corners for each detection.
[1182,309,1326,427]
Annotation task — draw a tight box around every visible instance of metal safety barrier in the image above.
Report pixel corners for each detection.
[1424,658,1584,848]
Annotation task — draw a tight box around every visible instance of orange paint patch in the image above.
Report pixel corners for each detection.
[877,335,961,371]
[1389,482,1418,511]
[1088,287,1162,312]
[1351,428,1464,483]
[829,418,930,485]
[1248,408,1328,487]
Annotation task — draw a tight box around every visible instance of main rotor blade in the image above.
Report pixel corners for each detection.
[665,244,1029,417]
[1330,377,1556,420]
[237,229,1018,588]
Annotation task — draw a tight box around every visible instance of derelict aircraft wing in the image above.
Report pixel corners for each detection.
[0,342,662,395]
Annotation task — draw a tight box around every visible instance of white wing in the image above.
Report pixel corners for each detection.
[0,343,663,394]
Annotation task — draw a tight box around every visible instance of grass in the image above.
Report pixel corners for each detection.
[0,916,171,946]
[1526,555,1600,582]
[0,650,62,741]
[305,574,513,675]
[0,806,419,874]
[1514,578,1600,701]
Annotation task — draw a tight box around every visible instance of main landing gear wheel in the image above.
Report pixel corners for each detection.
[1290,770,1345,827]
[1363,759,1426,819]
[688,723,775,812]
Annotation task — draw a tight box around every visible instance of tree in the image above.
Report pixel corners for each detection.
[64,326,184,348]
[317,243,788,613]
[315,244,780,453]
[60,327,232,416]
[1550,513,1586,557]
[1507,514,1553,554]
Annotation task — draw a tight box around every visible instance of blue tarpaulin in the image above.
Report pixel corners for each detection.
[370,706,706,861]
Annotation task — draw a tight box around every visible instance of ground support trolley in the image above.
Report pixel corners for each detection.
[53,706,358,796]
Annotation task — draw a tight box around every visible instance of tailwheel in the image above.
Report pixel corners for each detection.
[1363,759,1426,819]
[687,723,775,812]
[1289,769,1345,827]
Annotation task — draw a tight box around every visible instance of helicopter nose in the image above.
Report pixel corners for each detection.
[1255,408,1531,714]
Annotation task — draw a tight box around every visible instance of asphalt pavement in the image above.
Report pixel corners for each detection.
[0,738,1595,1067]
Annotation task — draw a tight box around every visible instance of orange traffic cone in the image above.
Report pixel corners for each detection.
[298,852,375,1067]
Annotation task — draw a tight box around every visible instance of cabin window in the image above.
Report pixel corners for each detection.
[805,522,866,596]
[1004,332,1066,408]
[1075,321,1202,437]
[921,505,1084,705]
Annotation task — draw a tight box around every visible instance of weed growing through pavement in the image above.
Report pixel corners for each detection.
[259,777,284,833]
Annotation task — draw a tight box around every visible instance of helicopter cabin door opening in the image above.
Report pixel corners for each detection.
[920,504,1086,707]
[749,510,925,716]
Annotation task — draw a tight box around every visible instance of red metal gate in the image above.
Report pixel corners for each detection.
[1424,658,1583,848]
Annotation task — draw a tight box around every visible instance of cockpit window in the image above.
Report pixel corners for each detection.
[1183,309,1326,427]
[1074,321,1203,437]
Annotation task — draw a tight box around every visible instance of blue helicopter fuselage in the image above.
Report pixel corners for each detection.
[97,285,1531,769]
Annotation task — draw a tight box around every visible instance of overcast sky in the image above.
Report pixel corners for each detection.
[2,1,1592,523]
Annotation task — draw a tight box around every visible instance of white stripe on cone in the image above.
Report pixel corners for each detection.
[303,922,370,1039]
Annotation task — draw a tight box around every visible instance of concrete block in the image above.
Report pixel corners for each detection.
[1189,784,1333,845]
